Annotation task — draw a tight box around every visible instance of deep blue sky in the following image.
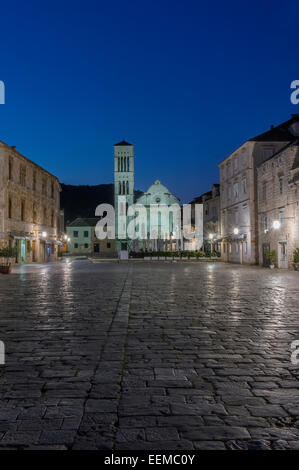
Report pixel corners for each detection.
[0,0,298,202]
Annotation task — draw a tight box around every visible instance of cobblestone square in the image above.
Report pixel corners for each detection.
[0,260,299,450]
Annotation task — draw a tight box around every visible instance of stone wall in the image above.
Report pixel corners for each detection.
[0,142,61,263]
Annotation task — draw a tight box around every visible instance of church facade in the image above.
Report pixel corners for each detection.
[113,140,184,253]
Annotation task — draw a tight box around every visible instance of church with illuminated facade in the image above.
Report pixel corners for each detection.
[113,140,183,253]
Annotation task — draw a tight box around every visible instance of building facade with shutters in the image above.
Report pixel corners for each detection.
[66,217,115,256]
[257,140,299,269]
[0,140,62,263]
[218,114,299,264]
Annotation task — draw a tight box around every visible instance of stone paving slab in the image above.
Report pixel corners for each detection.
[0,260,298,449]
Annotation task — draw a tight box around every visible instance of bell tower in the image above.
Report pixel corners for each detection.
[114,140,134,250]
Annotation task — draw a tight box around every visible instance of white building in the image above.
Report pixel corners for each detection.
[113,140,198,253]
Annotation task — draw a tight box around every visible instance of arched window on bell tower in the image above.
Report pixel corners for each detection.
[122,181,125,194]
[119,182,121,194]
[127,158,130,172]
[126,181,129,194]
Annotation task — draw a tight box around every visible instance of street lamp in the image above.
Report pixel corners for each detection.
[42,231,47,238]
[233,227,239,235]
[272,220,281,230]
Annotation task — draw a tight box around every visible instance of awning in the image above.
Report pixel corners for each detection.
[9,231,36,240]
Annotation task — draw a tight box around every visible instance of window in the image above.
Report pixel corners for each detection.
[119,182,121,194]
[51,210,54,228]
[33,203,37,223]
[84,243,89,249]
[233,183,239,198]
[20,165,26,187]
[33,171,37,191]
[9,158,13,180]
[122,181,125,194]
[242,178,247,194]
[234,157,238,172]
[8,198,12,218]
[279,210,284,228]
[42,177,47,196]
[127,158,130,172]
[51,182,54,199]
[118,158,120,172]
[73,231,78,238]
[107,242,111,248]
[279,177,283,195]
[74,243,78,249]
[126,181,129,194]
[84,231,88,237]
[21,200,25,221]
[262,182,267,201]
[263,214,268,231]
[43,207,47,225]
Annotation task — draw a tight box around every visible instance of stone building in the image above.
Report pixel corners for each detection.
[257,140,299,268]
[0,140,61,263]
[219,114,299,264]
[190,184,220,253]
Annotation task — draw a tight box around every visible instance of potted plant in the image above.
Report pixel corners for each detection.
[0,246,17,274]
[293,248,299,271]
[266,249,277,269]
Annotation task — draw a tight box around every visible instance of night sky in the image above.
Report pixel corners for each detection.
[0,0,298,202]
